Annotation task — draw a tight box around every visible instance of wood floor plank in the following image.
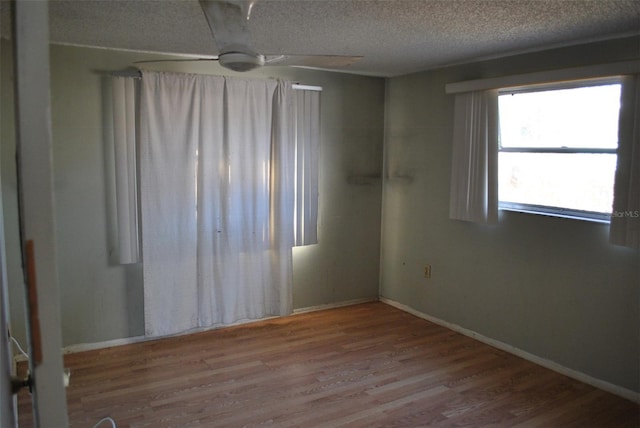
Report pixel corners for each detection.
[17,302,639,427]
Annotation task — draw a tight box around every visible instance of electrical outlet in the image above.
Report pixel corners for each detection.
[424,265,431,278]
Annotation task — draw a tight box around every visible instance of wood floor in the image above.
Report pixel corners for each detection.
[17,302,639,427]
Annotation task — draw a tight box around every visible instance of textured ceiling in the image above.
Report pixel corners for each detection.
[2,0,639,77]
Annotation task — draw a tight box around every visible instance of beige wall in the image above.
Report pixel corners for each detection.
[1,42,384,347]
[381,36,640,393]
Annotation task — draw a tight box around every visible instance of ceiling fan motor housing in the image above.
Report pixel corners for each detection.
[218,52,265,72]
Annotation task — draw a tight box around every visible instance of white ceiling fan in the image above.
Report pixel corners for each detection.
[137,0,362,72]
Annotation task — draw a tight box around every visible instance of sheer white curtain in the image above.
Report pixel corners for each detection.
[294,89,320,246]
[449,89,499,224]
[111,76,140,263]
[140,71,294,337]
[610,74,640,249]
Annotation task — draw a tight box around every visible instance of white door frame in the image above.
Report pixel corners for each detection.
[12,0,69,425]
[0,5,17,427]
[1,194,16,428]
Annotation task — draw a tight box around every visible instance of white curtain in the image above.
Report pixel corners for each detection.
[111,76,140,264]
[140,71,294,337]
[449,89,499,224]
[294,89,320,246]
[610,74,640,249]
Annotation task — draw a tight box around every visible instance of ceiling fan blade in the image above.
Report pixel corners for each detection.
[264,55,364,69]
[199,0,256,54]
[133,58,218,64]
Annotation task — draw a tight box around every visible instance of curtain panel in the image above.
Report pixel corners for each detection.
[139,71,294,337]
[111,76,140,264]
[449,89,499,224]
[610,74,640,249]
[294,89,320,246]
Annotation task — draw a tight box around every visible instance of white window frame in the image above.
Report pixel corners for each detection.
[497,77,622,223]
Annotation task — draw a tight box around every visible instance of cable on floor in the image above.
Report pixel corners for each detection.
[92,416,117,428]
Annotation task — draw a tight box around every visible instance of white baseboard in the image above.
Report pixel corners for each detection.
[13,298,378,364]
[62,335,149,355]
[380,297,639,404]
[12,335,150,364]
[57,315,286,357]
[293,297,379,315]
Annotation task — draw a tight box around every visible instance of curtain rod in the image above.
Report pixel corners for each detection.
[292,84,322,92]
[109,70,322,91]
[110,70,142,79]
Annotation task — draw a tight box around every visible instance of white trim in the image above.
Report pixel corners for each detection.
[12,317,282,361]
[379,296,640,404]
[63,316,282,354]
[292,297,378,315]
[445,60,640,94]
[13,1,69,425]
[498,76,622,94]
[499,203,611,224]
[12,335,148,363]
[62,336,147,355]
[13,298,377,361]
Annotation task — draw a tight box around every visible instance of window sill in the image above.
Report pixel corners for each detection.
[499,203,611,224]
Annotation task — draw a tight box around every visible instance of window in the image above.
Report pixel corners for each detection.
[498,80,622,222]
